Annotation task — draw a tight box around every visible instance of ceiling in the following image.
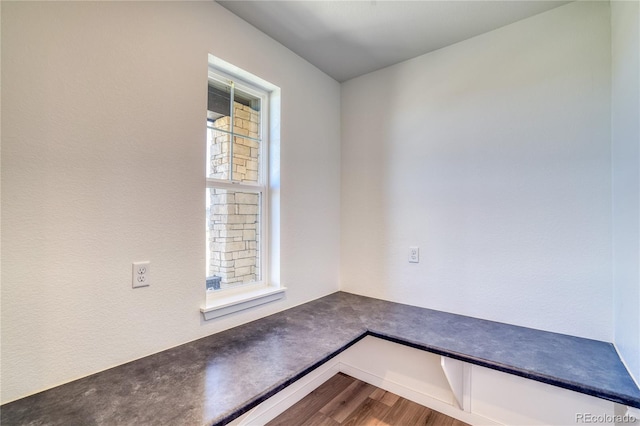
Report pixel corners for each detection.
[217,0,571,82]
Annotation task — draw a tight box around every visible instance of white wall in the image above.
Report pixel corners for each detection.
[341,1,613,341]
[611,0,640,384]
[0,1,341,403]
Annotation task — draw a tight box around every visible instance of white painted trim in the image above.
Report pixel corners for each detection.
[208,54,279,94]
[441,356,472,412]
[626,406,640,420]
[463,362,472,413]
[200,286,286,320]
[205,179,263,191]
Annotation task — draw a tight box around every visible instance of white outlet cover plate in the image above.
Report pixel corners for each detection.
[409,247,419,263]
[132,261,150,288]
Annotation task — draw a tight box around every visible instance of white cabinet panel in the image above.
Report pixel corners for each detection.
[471,364,615,425]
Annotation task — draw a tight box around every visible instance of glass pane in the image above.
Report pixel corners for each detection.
[207,86,261,183]
[206,188,261,290]
[231,94,261,183]
[207,79,232,180]
[208,123,231,180]
[207,79,231,118]
[234,90,261,141]
[232,134,259,183]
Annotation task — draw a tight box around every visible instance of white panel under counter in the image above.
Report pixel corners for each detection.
[471,364,616,425]
[338,335,456,407]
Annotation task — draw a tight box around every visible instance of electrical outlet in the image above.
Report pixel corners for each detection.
[132,261,150,288]
[409,247,419,263]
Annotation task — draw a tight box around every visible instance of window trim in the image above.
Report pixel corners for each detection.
[201,285,287,321]
[202,58,283,319]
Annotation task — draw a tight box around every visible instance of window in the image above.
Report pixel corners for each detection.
[201,57,283,320]
[206,70,267,293]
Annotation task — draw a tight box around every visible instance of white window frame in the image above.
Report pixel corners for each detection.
[202,62,284,320]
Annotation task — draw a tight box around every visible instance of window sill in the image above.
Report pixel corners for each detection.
[200,285,287,321]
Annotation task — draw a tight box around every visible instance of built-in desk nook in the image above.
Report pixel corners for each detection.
[2,292,639,425]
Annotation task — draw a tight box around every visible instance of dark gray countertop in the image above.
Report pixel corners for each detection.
[2,291,639,425]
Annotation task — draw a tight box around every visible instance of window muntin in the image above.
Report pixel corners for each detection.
[206,72,267,292]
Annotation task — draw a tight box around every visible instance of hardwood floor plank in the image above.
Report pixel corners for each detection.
[369,388,400,407]
[269,373,470,426]
[425,411,454,426]
[341,397,391,426]
[266,373,355,426]
[427,410,471,426]
[381,397,433,425]
[369,388,386,401]
[300,412,341,426]
[319,380,377,423]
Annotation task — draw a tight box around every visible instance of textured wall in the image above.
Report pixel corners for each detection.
[1,1,341,403]
[341,1,613,341]
[611,0,640,384]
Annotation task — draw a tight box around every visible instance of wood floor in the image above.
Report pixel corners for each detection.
[266,373,470,426]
